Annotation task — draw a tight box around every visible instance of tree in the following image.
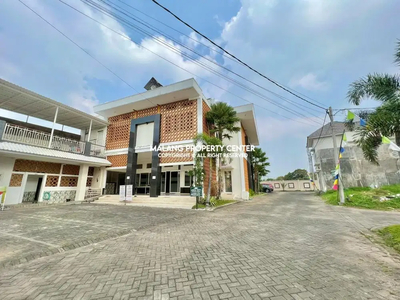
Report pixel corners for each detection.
[193,133,226,206]
[283,169,309,180]
[250,147,270,193]
[206,102,241,198]
[347,40,400,164]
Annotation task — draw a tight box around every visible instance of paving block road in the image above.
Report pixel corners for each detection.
[1,192,400,299]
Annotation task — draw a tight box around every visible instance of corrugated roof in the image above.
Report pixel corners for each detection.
[0,142,111,166]
[0,78,108,130]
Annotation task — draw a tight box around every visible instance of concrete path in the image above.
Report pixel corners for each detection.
[96,195,196,210]
[1,192,400,299]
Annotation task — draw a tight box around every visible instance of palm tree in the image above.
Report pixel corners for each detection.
[193,133,226,206]
[250,147,270,193]
[347,40,400,164]
[206,102,241,198]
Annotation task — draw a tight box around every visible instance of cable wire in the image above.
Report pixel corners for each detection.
[59,0,323,127]
[97,0,323,117]
[80,0,323,123]
[150,0,327,110]
[17,0,141,95]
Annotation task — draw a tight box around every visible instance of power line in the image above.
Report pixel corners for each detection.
[100,0,323,116]
[150,0,327,110]
[115,0,325,109]
[80,0,323,123]
[312,111,329,148]
[58,0,321,127]
[17,0,141,96]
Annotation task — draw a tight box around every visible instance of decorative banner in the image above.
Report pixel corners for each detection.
[382,136,391,144]
[340,147,345,153]
[360,118,366,127]
[343,133,347,142]
[339,153,342,158]
[347,110,355,120]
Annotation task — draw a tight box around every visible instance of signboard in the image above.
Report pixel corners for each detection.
[119,185,126,201]
[190,186,203,197]
[0,186,6,211]
[125,185,133,202]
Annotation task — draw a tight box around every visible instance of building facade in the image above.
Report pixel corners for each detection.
[0,79,110,205]
[94,78,259,200]
[306,122,400,191]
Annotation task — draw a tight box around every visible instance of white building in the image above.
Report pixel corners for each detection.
[0,79,110,205]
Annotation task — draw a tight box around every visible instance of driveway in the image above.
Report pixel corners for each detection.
[1,192,400,299]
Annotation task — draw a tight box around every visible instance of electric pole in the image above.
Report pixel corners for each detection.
[328,107,345,204]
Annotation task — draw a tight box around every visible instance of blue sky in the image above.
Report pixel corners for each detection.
[1,0,399,178]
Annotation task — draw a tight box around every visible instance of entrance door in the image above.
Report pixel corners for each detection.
[34,177,43,202]
[170,171,179,193]
[163,171,180,194]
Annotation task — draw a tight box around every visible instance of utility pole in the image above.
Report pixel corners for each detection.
[328,107,345,204]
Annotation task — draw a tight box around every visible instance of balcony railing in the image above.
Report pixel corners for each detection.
[1,123,96,156]
[90,143,106,158]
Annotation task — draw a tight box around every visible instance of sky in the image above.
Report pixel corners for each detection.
[0,0,399,178]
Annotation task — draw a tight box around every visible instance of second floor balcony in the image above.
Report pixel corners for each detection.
[1,122,106,158]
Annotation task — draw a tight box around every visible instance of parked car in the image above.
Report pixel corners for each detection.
[262,184,274,193]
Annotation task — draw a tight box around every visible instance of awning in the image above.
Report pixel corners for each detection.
[0,78,108,130]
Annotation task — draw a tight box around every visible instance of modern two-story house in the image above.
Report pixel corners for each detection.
[0,79,110,205]
[94,78,259,200]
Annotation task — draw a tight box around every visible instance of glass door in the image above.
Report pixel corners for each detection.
[170,171,180,193]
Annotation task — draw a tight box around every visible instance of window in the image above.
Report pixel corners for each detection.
[288,183,295,189]
[225,171,232,192]
[184,171,192,187]
[274,183,280,188]
[303,183,311,188]
[140,173,149,186]
[147,163,152,169]
[135,173,140,185]
[136,164,143,169]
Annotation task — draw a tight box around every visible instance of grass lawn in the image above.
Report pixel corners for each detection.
[377,225,400,253]
[192,200,236,209]
[321,184,400,210]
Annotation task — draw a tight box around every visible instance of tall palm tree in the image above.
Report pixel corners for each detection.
[250,147,270,193]
[193,133,226,206]
[347,40,400,164]
[206,102,241,198]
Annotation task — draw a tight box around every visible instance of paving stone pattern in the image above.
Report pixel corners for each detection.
[1,193,400,299]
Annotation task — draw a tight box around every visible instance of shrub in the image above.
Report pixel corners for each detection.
[249,189,255,197]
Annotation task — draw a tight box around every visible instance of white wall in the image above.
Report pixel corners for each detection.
[220,122,247,200]
[136,123,154,148]
[24,175,41,192]
[0,156,21,205]
[0,156,15,188]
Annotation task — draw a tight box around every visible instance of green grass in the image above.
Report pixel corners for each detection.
[377,225,400,253]
[321,184,400,210]
[192,199,236,209]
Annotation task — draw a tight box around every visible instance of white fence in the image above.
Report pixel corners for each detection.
[2,123,86,155]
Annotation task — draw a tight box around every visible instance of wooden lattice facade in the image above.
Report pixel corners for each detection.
[46,176,59,187]
[62,164,80,175]
[60,176,78,187]
[107,154,128,167]
[13,159,61,174]
[9,174,23,187]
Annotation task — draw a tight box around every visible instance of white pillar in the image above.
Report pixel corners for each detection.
[75,164,89,201]
[87,120,93,142]
[48,106,59,148]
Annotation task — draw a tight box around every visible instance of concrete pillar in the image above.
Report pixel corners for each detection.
[75,164,89,201]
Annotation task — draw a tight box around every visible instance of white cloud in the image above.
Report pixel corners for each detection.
[289,73,328,91]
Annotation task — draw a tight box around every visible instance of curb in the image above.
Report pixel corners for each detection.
[209,201,240,211]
